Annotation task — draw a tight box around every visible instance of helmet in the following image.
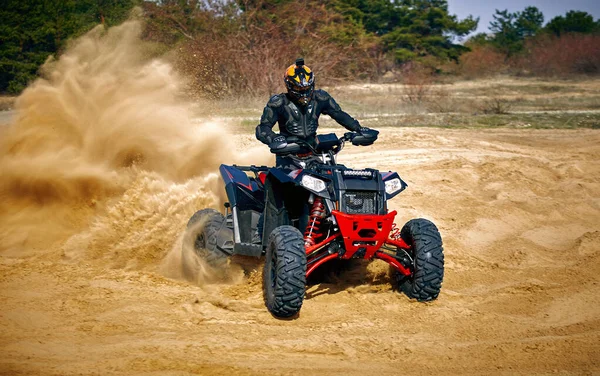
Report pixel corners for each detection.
[284,58,315,106]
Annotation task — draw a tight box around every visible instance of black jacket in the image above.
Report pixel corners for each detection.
[255,90,360,145]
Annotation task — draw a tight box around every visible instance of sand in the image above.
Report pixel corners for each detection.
[2,127,599,375]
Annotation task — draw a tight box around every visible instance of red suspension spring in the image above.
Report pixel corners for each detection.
[390,223,401,240]
[304,197,326,248]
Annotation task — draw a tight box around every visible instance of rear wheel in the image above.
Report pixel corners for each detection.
[396,218,444,301]
[182,209,228,280]
[263,226,307,318]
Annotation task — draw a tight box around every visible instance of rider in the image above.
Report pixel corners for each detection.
[255,58,373,169]
[253,58,374,243]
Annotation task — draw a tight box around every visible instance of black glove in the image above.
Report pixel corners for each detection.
[361,127,379,137]
[351,127,379,146]
[358,126,372,135]
[269,135,287,150]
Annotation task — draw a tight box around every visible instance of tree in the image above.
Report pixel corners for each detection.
[0,0,138,94]
[489,6,544,56]
[332,0,478,66]
[330,0,399,36]
[515,6,544,38]
[489,9,518,54]
[545,11,599,36]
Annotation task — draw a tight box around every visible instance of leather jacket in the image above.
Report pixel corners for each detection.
[255,89,360,145]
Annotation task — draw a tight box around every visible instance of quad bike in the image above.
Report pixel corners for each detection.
[182,130,444,318]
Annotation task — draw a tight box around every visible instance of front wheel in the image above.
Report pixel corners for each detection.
[396,218,444,301]
[263,226,307,318]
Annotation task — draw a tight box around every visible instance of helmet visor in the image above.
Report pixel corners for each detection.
[289,85,313,100]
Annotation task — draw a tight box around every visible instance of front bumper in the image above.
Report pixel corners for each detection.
[332,210,397,259]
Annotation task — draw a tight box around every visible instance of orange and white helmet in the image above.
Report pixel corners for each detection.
[284,58,315,106]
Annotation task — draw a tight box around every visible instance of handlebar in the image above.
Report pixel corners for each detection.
[269,130,378,156]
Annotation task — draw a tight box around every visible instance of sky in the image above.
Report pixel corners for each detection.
[447,0,600,35]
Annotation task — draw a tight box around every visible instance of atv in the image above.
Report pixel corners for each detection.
[182,130,444,318]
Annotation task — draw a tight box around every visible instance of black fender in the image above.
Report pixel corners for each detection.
[219,164,265,212]
[262,169,310,243]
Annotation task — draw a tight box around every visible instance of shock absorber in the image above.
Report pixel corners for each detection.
[390,223,401,240]
[304,197,326,248]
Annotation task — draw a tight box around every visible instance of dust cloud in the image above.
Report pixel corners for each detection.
[0,18,238,281]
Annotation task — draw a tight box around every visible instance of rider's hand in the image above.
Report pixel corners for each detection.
[359,127,379,138]
[358,126,373,135]
[269,135,287,150]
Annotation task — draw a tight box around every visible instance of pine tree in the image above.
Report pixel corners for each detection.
[489,6,544,56]
[545,11,599,36]
[332,0,478,65]
[0,0,138,94]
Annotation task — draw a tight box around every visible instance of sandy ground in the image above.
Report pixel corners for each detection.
[1,127,599,375]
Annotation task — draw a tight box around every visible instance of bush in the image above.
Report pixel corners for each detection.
[459,32,600,79]
[148,1,384,99]
[401,67,433,104]
[477,97,512,114]
[458,44,508,78]
[516,33,600,76]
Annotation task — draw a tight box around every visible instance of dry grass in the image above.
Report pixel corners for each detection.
[5,77,600,131]
[221,77,600,132]
[329,77,600,115]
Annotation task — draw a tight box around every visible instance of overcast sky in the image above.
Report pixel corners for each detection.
[447,0,600,35]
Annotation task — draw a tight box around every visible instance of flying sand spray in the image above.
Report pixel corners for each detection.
[0,17,268,283]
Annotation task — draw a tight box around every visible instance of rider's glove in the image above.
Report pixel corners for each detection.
[358,126,372,135]
[269,135,287,150]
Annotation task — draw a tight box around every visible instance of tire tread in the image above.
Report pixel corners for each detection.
[397,218,444,301]
[263,226,307,318]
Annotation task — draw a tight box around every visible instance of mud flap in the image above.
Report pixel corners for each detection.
[215,219,234,257]
[262,178,292,245]
[231,206,263,257]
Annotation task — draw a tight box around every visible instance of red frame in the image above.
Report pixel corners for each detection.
[332,210,397,259]
[305,210,413,278]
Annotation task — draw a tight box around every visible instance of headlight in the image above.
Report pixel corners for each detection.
[385,178,402,195]
[301,175,326,192]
